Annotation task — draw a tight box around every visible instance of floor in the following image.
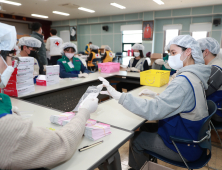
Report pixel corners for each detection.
[95,141,222,170]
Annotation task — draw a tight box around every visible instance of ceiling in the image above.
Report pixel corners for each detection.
[1,0,222,21]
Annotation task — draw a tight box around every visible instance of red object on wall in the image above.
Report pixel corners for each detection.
[0,13,52,39]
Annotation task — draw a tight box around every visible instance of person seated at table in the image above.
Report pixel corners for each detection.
[152,45,176,75]
[0,22,100,170]
[101,45,113,63]
[197,37,222,123]
[87,44,100,70]
[57,42,90,78]
[16,37,41,82]
[126,43,150,72]
[99,35,211,170]
[116,44,150,92]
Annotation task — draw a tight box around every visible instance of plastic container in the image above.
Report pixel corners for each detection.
[140,69,170,87]
[98,62,120,73]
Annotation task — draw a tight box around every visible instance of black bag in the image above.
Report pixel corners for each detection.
[206,65,222,96]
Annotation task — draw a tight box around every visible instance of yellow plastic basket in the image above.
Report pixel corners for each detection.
[140,69,170,87]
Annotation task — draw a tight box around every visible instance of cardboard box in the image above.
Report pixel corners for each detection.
[150,53,163,65]
[46,65,60,75]
[46,74,60,81]
[17,57,34,67]
[12,65,34,75]
[9,73,33,82]
[36,75,59,86]
[141,161,173,170]
[5,79,34,89]
[4,85,35,97]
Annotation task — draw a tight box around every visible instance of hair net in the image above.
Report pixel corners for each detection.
[105,45,111,51]
[90,44,99,50]
[165,43,170,52]
[62,42,77,53]
[132,43,144,51]
[168,35,204,64]
[18,37,42,48]
[197,37,220,55]
[0,22,16,51]
[146,52,151,57]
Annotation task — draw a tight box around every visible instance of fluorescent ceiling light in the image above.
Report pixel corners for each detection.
[0,0,21,6]
[110,3,126,9]
[53,11,70,16]
[153,0,164,5]
[78,7,95,13]
[31,14,48,18]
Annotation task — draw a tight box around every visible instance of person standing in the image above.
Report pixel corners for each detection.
[31,22,48,74]
[85,42,92,55]
[46,29,63,65]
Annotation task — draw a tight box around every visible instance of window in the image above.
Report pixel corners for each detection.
[192,31,208,41]
[164,29,179,53]
[122,30,142,56]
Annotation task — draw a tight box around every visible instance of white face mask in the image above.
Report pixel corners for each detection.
[0,56,14,88]
[134,52,140,57]
[65,53,74,59]
[168,52,187,70]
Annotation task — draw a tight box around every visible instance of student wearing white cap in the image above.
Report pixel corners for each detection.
[198,37,222,122]
[16,37,42,79]
[101,45,113,63]
[116,43,150,92]
[57,42,90,78]
[99,35,211,170]
[0,23,99,169]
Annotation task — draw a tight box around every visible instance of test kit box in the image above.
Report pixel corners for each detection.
[17,57,34,66]
[4,85,35,97]
[12,65,34,75]
[46,65,60,75]
[5,79,34,89]
[36,75,59,86]
[9,73,33,82]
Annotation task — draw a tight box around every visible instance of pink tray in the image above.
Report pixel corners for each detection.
[98,62,120,73]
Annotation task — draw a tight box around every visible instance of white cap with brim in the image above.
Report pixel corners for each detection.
[0,22,16,51]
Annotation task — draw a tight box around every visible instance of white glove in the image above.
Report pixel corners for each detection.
[78,73,89,78]
[43,65,47,72]
[138,89,158,98]
[155,59,165,65]
[98,77,122,101]
[130,67,140,72]
[163,62,171,69]
[79,97,99,114]
[12,106,20,116]
[126,67,131,72]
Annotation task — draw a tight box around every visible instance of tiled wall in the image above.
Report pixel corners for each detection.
[52,4,222,53]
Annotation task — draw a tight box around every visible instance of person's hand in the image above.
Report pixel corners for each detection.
[126,67,131,72]
[12,106,20,116]
[138,89,158,98]
[155,59,165,65]
[130,67,140,72]
[79,98,99,114]
[98,77,122,100]
[163,62,171,69]
[78,73,89,78]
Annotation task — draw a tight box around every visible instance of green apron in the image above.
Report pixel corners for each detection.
[58,56,82,72]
